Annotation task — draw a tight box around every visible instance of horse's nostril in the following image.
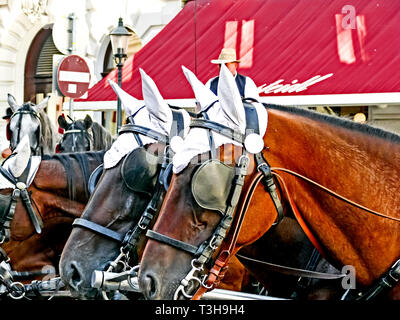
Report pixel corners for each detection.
[143,273,158,299]
[69,262,83,291]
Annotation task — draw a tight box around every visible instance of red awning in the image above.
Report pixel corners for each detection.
[77,0,400,106]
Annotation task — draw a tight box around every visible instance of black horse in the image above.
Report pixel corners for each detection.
[56,114,113,153]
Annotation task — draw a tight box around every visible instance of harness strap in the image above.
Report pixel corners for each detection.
[272,167,400,223]
[72,218,124,242]
[171,110,185,138]
[190,119,244,144]
[201,113,216,159]
[0,189,18,243]
[272,171,326,255]
[256,155,284,225]
[146,230,198,255]
[119,124,169,144]
[235,254,345,279]
[127,116,144,147]
[0,166,17,185]
[354,258,400,300]
[20,189,43,234]
[71,153,92,199]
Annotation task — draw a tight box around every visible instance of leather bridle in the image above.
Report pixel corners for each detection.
[71,109,185,275]
[0,157,43,244]
[144,101,400,300]
[144,101,286,299]
[9,108,42,156]
[58,122,93,152]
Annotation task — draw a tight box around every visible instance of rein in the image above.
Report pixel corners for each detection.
[271,167,400,223]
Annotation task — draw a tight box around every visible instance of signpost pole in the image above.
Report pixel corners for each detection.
[117,61,123,132]
[68,13,76,119]
[69,98,74,119]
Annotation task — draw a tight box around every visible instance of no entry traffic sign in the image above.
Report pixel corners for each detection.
[56,55,91,99]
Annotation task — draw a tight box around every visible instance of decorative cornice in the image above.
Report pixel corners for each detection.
[21,0,47,23]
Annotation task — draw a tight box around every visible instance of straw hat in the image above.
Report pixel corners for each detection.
[211,48,240,64]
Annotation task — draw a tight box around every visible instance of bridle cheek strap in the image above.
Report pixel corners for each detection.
[191,171,264,300]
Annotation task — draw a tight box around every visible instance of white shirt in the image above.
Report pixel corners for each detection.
[205,73,260,100]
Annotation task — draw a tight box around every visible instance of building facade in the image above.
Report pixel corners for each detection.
[0,0,183,153]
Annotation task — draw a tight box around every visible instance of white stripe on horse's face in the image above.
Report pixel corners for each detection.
[9,113,40,152]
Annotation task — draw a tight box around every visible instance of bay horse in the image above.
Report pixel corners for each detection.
[56,114,113,153]
[7,93,58,156]
[0,136,104,297]
[59,74,253,300]
[138,64,400,300]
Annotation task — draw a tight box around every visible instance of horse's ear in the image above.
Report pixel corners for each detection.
[58,115,69,129]
[139,68,172,124]
[83,114,93,129]
[108,79,143,117]
[33,96,50,113]
[8,135,31,178]
[217,64,246,133]
[181,65,218,113]
[7,93,19,112]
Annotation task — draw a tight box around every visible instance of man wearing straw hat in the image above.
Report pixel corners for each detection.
[206,48,259,99]
[1,107,12,159]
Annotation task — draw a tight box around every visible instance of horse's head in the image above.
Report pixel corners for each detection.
[57,115,93,152]
[59,70,190,299]
[138,65,272,299]
[7,94,49,156]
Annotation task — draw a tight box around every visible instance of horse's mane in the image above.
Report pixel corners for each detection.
[90,122,113,151]
[18,103,58,153]
[264,103,400,145]
[38,109,57,153]
[42,151,105,200]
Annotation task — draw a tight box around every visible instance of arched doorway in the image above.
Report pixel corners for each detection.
[24,25,63,103]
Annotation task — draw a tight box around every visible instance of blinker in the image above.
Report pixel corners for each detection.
[121,147,159,196]
[191,159,236,215]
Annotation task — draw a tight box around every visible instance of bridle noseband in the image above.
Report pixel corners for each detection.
[58,122,93,152]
